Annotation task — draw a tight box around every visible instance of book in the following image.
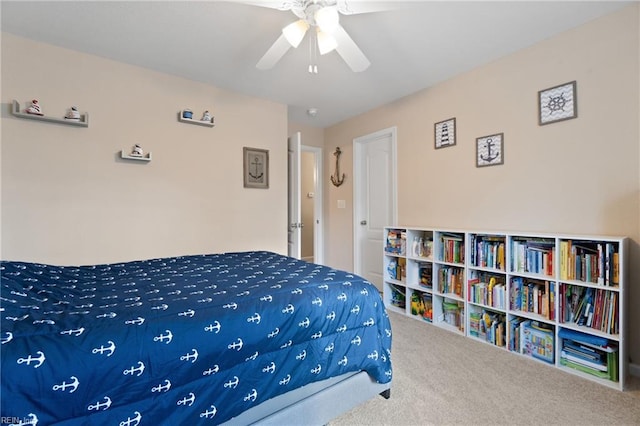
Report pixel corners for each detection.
[560,358,610,379]
[562,343,602,362]
[558,327,610,347]
[561,351,607,371]
[520,320,554,364]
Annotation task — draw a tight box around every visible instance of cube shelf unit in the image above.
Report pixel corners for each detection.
[383,226,628,390]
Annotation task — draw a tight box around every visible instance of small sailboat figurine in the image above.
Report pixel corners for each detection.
[130,144,144,157]
[65,106,81,121]
[201,110,213,123]
[25,99,44,116]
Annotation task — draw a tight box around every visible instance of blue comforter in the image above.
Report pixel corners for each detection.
[1,251,392,425]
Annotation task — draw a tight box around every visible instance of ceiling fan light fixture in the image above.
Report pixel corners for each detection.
[315,6,339,33]
[282,19,309,48]
[316,29,337,55]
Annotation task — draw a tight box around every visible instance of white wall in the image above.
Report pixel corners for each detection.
[324,6,640,368]
[1,33,289,265]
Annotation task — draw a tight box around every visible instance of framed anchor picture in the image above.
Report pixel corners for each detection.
[476,133,504,168]
[538,81,577,125]
[243,147,269,189]
[434,117,456,149]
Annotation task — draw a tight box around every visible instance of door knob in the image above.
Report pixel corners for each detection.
[360,220,367,225]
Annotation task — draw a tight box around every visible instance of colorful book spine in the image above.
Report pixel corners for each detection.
[439,266,464,297]
[441,233,465,264]
[509,277,554,320]
[560,240,619,286]
[512,238,554,276]
[558,328,618,381]
[561,285,619,335]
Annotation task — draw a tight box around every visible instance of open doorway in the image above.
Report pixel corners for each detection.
[300,146,324,265]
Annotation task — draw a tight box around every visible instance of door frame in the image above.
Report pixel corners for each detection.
[301,145,324,265]
[353,126,398,276]
[288,133,301,259]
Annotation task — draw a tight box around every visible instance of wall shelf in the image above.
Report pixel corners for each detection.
[178,111,214,127]
[12,100,89,127]
[120,150,152,162]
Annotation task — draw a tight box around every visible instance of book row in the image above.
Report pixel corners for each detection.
[560,285,619,334]
[559,240,619,286]
[440,233,465,264]
[510,277,555,320]
[510,238,555,276]
[389,262,619,335]
[384,233,621,290]
[469,235,506,270]
[467,272,506,310]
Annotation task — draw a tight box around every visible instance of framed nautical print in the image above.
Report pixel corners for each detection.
[434,117,456,149]
[538,81,577,125]
[476,133,504,167]
[243,147,269,189]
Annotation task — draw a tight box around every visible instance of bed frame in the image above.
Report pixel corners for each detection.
[223,371,391,425]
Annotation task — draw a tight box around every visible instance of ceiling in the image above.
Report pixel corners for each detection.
[1,1,631,128]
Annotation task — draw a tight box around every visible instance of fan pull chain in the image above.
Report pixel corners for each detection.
[308,30,318,74]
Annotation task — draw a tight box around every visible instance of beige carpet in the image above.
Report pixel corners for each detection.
[331,311,640,426]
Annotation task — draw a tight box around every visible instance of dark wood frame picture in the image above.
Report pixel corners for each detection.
[476,133,504,168]
[538,81,577,125]
[434,117,456,149]
[243,147,269,189]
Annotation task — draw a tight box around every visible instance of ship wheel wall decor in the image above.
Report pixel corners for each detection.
[330,147,345,187]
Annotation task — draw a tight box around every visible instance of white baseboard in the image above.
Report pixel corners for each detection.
[629,362,640,378]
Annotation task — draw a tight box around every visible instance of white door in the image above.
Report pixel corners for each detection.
[300,145,324,265]
[288,132,301,259]
[353,127,397,291]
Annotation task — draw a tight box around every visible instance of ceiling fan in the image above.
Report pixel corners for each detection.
[237,1,393,72]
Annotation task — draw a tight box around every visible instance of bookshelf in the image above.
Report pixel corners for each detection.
[383,226,628,390]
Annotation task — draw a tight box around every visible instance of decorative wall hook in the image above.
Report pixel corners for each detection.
[330,147,345,187]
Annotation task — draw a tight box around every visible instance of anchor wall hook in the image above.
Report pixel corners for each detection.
[330,147,345,187]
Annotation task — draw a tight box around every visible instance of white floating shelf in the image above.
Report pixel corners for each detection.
[178,111,215,127]
[12,100,89,127]
[120,150,152,162]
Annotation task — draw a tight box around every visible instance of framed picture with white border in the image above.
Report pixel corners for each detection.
[434,117,456,149]
[476,133,504,168]
[243,147,269,189]
[538,81,577,125]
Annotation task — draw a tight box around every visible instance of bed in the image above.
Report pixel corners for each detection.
[1,251,392,425]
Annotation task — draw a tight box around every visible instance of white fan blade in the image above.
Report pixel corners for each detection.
[223,1,304,12]
[256,33,293,70]
[336,0,399,15]
[333,24,370,72]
